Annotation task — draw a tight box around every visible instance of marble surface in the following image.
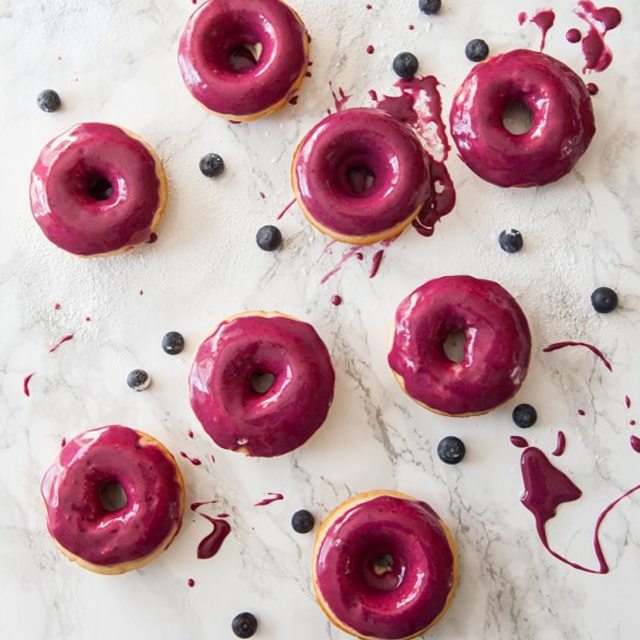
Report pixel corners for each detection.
[1,0,639,638]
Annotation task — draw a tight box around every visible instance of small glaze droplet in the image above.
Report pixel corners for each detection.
[187,578,195,587]
[367,45,375,54]
[566,28,582,42]
[631,436,640,453]
[587,82,599,95]
[331,295,342,306]
[510,435,529,448]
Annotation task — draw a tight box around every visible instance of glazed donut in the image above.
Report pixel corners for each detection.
[178,0,310,122]
[292,108,431,244]
[313,490,458,640]
[41,426,184,574]
[450,49,595,187]
[388,275,531,416]
[189,311,334,457]
[30,123,167,257]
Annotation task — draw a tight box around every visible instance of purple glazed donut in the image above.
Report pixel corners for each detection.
[178,0,310,121]
[189,312,335,457]
[450,49,595,187]
[41,426,184,574]
[30,123,167,257]
[313,491,458,640]
[292,108,431,244]
[388,276,531,416]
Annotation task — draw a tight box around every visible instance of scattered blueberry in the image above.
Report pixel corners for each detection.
[291,509,315,534]
[232,612,258,639]
[256,225,282,251]
[499,229,524,253]
[392,52,419,79]
[199,153,225,177]
[512,404,537,429]
[465,39,490,62]
[437,436,466,464]
[591,287,618,314]
[162,331,185,355]
[419,0,442,15]
[127,369,150,392]
[37,89,61,113]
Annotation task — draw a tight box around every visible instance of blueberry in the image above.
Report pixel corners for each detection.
[393,52,419,79]
[162,331,185,355]
[37,89,61,113]
[291,509,315,534]
[127,369,150,392]
[256,225,282,251]
[199,153,225,177]
[437,436,466,464]
[512,404,537,429]
[419,0,442,15]
[591,287,618,313]
[499,229,523,253]
[465,39,490,62]
[232,612,258,639]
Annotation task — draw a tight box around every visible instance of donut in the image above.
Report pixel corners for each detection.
[30,123,167,257]
[41,426,184,574]
[292,108,431,244]
[189,311,334,457]
[450,49,595,187]
[313,490,458,640]
[388,275,531,416]
[178,0,310,122]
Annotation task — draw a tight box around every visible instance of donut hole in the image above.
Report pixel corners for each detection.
[360,544,406,592]
[325,135,395,200]
[443,330,466,364]
[88,175,114,201]
[201,14,270,75]
[229,43,263,71]
[250,371,276,395]
[502,100,534,135]
[347,166,376,195]
[99,481,128,512]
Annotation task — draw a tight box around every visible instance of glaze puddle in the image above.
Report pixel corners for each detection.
[254,492,284,507]
[49,333,74,353]
[23,373,35,397]
[571,1,622,73]
[192,500,232,559]
[519,9,556,51]
[371,75,456,237]
[543,341,612,372]
[513,435,640,574]
[197,514,232,559]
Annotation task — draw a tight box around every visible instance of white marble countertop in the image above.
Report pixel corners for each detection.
[1,0,640,638]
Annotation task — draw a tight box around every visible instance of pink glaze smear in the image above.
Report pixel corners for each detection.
[572,1,622,73]
[543,341,612,372]
[513,431,640,574]
[23,373,35,397]
[49,334,74,353]
[254,492,284,506]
